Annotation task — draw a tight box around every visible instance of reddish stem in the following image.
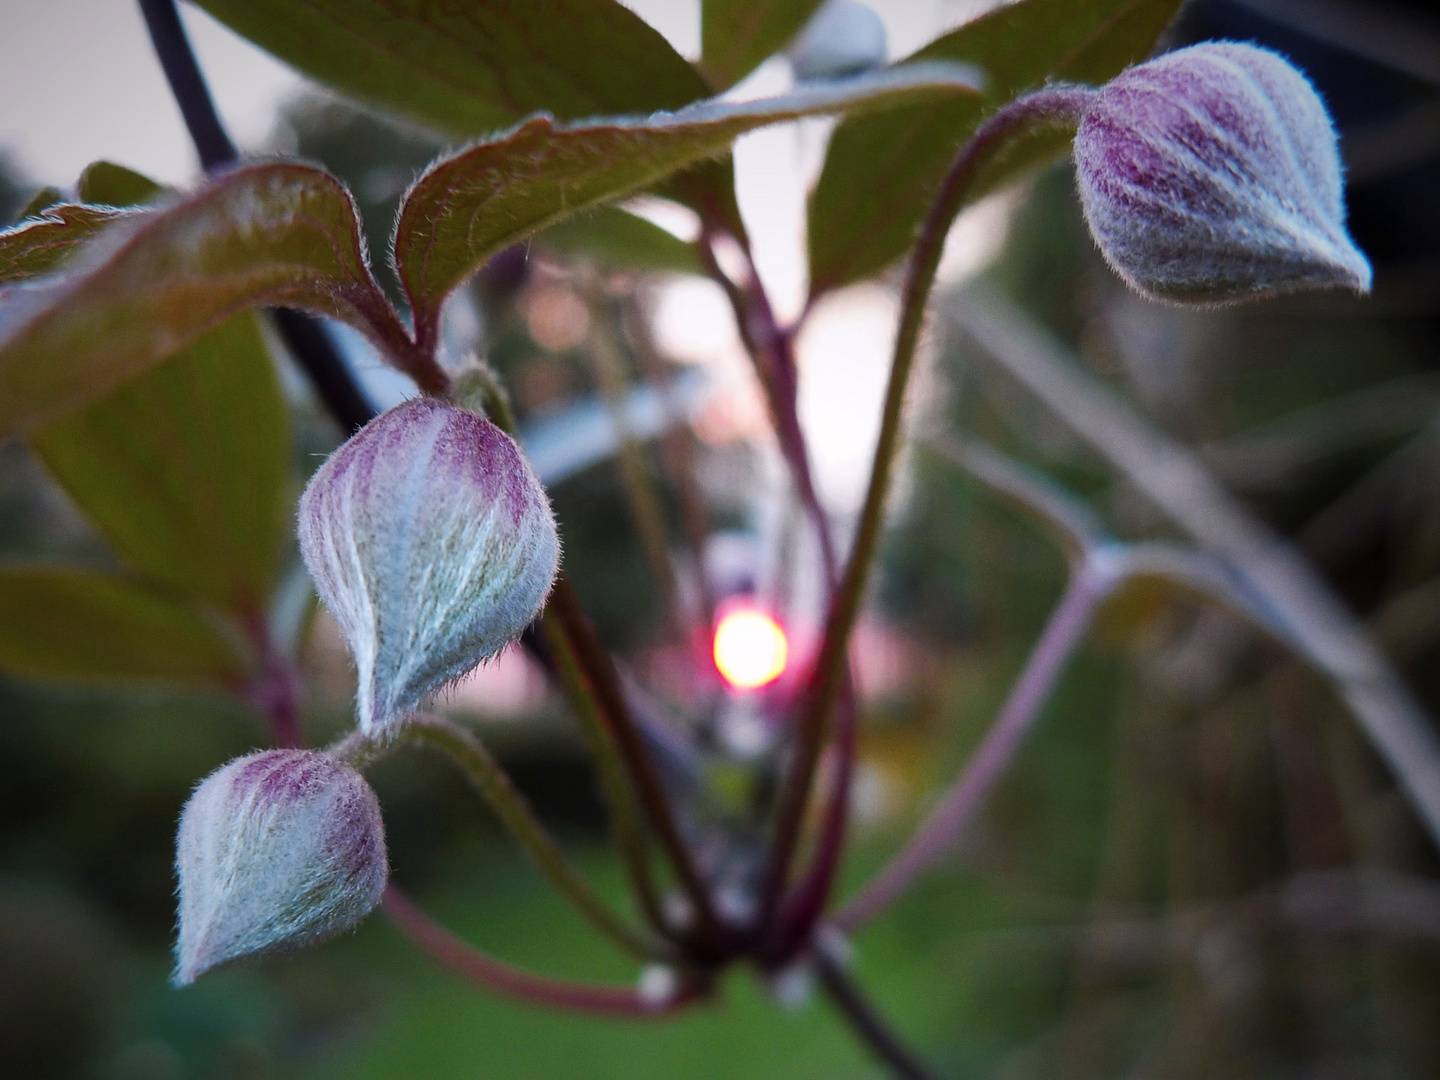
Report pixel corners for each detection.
[383,885,703,1017]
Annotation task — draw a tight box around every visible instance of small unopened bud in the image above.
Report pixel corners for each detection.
[1074,42,1371,305]
[174,750,387,985]
[790,0,887,82]
[299,398,559,736]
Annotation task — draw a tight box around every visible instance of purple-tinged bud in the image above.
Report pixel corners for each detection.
[298,398,559,736]
[1073,41,1372,305]
[174,749,386,985]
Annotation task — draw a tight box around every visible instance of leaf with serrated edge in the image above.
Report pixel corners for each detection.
[0,568,245,689]
[395,63,982,349]
[701,0,824,89]
[0,163,410,436]
[0,204,135,286]
[807,0,1183,297]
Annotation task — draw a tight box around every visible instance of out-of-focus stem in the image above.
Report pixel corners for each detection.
[766,88,1094,936]
[626,299,717,631]
[585,302,685,639]
[835,554,1117,930]
[401,712,669,961]
[547,579,724,944]
[815,950,940,1080]
[384,885,701,1017]
[540,612,670,938]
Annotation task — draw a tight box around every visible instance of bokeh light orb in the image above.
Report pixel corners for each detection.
[713,607,788,690]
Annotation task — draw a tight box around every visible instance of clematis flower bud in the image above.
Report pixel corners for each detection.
[174,749,386,985]
[299,398,559,736]
[1073,41,1372,305]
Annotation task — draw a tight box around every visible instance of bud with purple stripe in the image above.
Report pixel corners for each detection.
[299,398,559,737]
[174,749,387,985]
[1074,41,1372,305]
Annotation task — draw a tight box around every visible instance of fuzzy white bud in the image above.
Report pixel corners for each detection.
[298,398,559,737]
[1074,41,1372,305]
[174,749,387,985]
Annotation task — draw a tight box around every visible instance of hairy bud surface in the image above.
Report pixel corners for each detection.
[299,398,558,736]
[1074,41,1371,305]
[174,749,386,985]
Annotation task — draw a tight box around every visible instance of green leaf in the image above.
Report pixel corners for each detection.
[807,0,1183,296]
[192,0,749,240]
[32,314,292,612]
[395,63,981,346]
[77,160,165,207]
[194,0,711,131]
[0,203,134,286]
[0,567,245,688]
[0,163,404,436]
[701,0,824,89]
[535,205,704,275]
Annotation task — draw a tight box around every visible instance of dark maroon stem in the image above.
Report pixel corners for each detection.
[815,951,940,1080]
[547,578,725,947]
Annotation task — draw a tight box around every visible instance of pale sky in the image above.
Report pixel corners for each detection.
[0,0,996,187]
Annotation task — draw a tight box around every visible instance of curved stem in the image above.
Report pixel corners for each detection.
[400,713,669,961]
[762,87,1095,935]
[835,554,1116,931]
[384,885,701,1018]
[815,950,940,1080]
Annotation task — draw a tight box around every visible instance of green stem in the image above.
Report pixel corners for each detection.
[759,87,1095,924]
[400,713,671,962]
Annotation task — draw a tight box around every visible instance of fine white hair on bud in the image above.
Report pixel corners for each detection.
[298,398,559,737]
[173,749,387,986]
[1073,41,1372,305]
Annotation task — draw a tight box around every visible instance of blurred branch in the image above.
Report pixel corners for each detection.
[1200,373,1440,493]
[814,951,940,1080]
[836,549,1121,931]
[950,281,1440,853]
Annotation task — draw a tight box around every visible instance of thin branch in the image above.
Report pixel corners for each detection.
[952,280,1440,853]
[546,580,725,945]
[137,0,380,435]
[400,713,668,961]
[836,553,1118,930]
[814,951,941,1080]
[383,885,701,1018]
[766,88,1094,935]
[539,614,671,939]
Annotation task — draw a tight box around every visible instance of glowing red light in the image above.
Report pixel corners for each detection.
[713,607,788,690]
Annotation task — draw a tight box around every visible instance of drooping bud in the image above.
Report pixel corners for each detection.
[1073,41,1372,305]
[299,398,559,736]
[174,749,386,985]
